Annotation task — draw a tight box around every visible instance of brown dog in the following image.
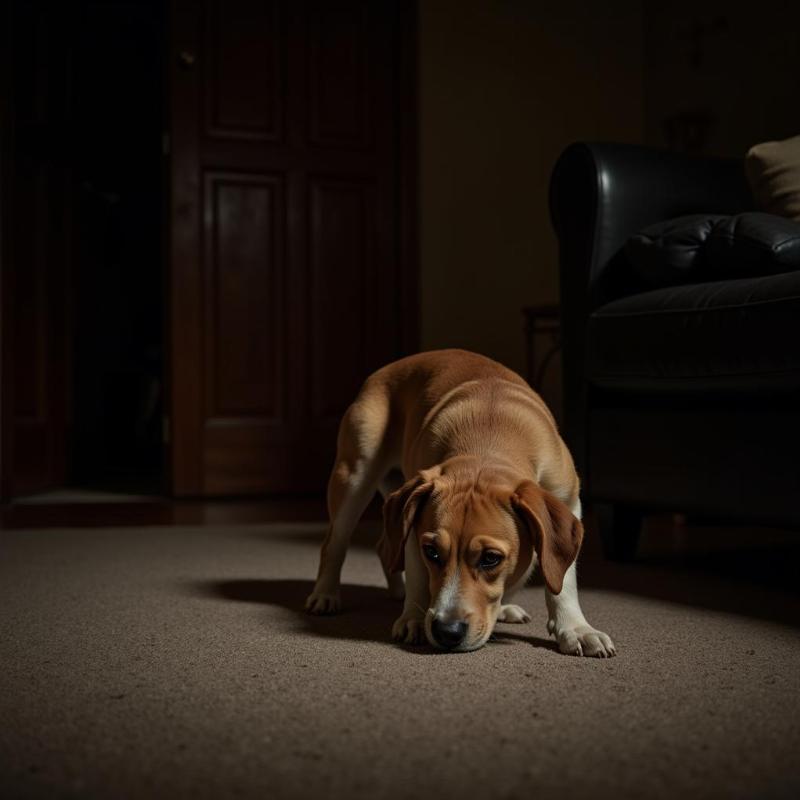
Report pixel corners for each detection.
[306,349,615,656]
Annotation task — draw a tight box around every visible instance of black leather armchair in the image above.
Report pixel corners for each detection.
[550,142,800,557]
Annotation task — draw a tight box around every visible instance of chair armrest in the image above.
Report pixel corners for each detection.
[549,142,753,310]
[549,141,752,477]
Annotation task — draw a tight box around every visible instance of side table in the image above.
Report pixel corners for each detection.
[522,304,561,391]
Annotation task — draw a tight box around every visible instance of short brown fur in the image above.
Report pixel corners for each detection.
[306,349,614,656]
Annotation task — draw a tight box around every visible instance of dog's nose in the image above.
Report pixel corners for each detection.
[431,618,468,649]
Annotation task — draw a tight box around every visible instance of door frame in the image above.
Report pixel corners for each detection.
[0,0,10,502]
[0,2,72,502]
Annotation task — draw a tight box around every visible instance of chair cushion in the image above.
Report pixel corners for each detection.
[746,134,800,222]
[625,212,800,288]
[587,269,800,392]
[625,214,724,288]
[707,213,800,278]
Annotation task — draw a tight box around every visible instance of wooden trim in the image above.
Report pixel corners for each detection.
[159,1,171,496]
[398,0,419,356]
[0,1,11,500]
[168,0,204,495]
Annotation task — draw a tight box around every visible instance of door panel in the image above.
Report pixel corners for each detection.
[203,172,286,420]
[309,179,373,422]
[308,2,370,147]
[204,0,283,142]
[169,0,416,495]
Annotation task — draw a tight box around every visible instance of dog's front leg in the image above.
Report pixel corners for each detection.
[545,562,616,657]
[305,523,346,614]
[306,456,379,615]
[391,536,429,645]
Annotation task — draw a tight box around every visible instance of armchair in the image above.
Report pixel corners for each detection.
[550,142,800,558]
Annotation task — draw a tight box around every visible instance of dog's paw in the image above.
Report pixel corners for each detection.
[305,588,341,615]
[392,615,426,645]
[497,604,531,624]
[548,619,616,658]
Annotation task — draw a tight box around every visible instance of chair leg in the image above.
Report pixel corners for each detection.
[595,503,642,562]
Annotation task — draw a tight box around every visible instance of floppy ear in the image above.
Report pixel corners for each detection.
[510,481,583,595]
[377,467,440,575]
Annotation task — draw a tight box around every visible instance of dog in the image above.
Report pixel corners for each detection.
[305,349,615,656]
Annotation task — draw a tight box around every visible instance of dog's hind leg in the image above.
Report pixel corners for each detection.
[306,386,393,615]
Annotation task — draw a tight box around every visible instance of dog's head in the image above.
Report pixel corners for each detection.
[379,459,583,652]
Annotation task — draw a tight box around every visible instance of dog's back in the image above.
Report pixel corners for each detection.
[359,349,570,488]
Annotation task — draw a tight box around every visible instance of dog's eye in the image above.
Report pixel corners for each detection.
[479,551,503,569]
[422,544,440,563]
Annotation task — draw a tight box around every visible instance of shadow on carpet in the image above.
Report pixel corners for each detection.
[194,578,558,652]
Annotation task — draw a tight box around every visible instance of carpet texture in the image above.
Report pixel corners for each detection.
[1,520,799,799]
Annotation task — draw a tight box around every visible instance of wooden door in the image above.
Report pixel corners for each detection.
[169,0,416,495]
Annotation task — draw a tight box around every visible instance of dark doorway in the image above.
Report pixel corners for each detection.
[2,0,165,499]
[69,0,165,492]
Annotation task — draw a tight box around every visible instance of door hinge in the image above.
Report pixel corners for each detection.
[162,132,170,156]
[162,417,171,444]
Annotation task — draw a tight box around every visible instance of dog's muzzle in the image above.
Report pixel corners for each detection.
[430,617,468,649]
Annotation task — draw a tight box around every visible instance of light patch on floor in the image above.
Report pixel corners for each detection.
[12,489,161,505]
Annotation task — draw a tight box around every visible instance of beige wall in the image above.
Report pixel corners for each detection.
[419,0,644,378]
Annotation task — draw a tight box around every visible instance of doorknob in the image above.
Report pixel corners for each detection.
[178,50,196,69]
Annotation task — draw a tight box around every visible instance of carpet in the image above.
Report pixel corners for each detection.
[1,519,799,799]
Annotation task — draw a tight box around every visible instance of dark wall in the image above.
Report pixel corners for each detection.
[645,1,800,156]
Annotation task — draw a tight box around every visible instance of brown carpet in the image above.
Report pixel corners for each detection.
[1,518,800,799]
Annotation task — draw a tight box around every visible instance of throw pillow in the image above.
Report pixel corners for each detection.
[625,214,725,288]
[745,134,800,222]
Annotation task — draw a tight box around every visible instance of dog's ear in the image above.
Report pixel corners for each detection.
[510,481,583,594]
[378,467,440,575]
